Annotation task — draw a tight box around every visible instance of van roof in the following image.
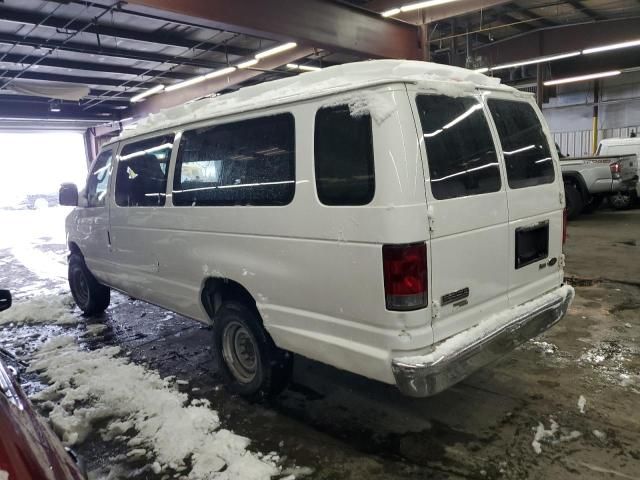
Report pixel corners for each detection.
[111,59,517,145]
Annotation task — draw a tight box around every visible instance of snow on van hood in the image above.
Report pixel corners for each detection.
[117,60,507,141]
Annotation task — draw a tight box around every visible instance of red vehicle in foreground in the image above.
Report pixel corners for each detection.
[0,289,85,480]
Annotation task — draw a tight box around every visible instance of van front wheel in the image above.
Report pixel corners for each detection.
[68,253,110,315]
[213,301,292,398]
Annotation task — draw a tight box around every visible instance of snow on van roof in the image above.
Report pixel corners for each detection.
[117,60,511,141]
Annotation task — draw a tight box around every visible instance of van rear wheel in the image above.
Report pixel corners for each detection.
[213,301,292,398]
[68,253,110,315]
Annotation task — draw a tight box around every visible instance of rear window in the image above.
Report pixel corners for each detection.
[314,105,375,206]
[416,94,501,200]
[488,99,555,189]
[173,113,295,206]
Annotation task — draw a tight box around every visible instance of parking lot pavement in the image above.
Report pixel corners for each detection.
[1,207,639,480]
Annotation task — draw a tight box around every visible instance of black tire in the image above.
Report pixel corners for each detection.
[564,183,584,220]
[582,195,603,214]
[609,191,636,210]
[213,301,292,399]
[68,253,110,315]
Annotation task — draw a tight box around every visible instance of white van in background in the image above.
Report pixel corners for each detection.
[60,60,574,398]
[597,137,640,208]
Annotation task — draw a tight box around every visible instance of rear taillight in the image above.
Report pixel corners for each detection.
[562,208,568,246]
[610,162,621,179]
[383,242,428,311]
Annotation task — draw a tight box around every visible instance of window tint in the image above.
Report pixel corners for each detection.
[488,100,555,189]
[314,105,374,206]
[115,135,174,207]
[86,149,112,207]
[173,113,295,206]
[416,95,501,200]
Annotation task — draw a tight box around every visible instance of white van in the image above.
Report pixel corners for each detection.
[60,60,574,398]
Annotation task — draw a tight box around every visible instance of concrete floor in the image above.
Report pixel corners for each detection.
[0,206,639,480]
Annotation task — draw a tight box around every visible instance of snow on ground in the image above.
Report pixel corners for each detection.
[531,418,582,454]
[531,419,558,454]
[578,395,587,414]
[30,336,280,480]
[0,294,77,326]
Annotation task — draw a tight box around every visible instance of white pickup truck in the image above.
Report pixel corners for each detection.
[560,143,638,219]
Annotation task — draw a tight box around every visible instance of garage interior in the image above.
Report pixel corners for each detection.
[0,1,639,479]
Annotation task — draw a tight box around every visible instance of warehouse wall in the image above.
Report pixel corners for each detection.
[542,70,640,156]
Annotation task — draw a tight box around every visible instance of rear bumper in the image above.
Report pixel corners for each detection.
[391,285,575,397]
[612,175,639,192]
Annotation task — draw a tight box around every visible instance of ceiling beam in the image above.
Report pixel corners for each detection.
[0,6,255,57]
[475,17,640,65]
[128,46,316,118]
[0,96,117,120]
[121,0,421,59]
[0,69,151,88]
[359,0,511,23]
[0,33,229,69]
[565,0,605,21]
[494,11,535,32]
[505,4,557,28]
[0,53,192,80]
[0,88,134,104]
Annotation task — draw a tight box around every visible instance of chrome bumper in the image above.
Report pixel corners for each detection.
[392,285,575,397]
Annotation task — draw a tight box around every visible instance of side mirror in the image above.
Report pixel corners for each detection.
[0,289,11,312]
[59,183,79,207]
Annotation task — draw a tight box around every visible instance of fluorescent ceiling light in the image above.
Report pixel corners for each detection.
[298,65,321,72]
[255,42,297,59]
[165,75,208,92]
[544,70,621,86]
[381,0,461,17]
[165,67,236,92]
[204,66,236,79]
[490,51,581,71]
[503,144,535,155]
[423,103,482,137]
[130,84,164,103]
[583,38,640,55]
[236,59,258,69]
[381,8,401,17]
[120,143,173,161]
[287,63,321,72]
[442,103,482,129]
[474,67,489,74]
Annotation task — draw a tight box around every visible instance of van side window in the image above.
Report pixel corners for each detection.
[173,113,295,206]
[488,100,555,189]
[314,105,375,206]
[416,95,501,200]
[86,149,112,208]
[115,135,174,207]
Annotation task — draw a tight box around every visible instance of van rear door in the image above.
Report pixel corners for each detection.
[485,96,565,307]
[410,88,510,343]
